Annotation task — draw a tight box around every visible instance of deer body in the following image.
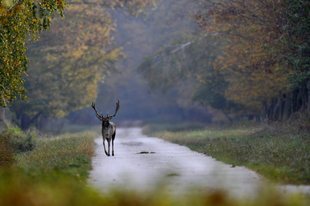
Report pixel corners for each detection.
[101,121,116,156]
[92,100,120,157]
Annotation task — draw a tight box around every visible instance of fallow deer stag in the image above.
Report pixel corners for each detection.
[91,100,120,156]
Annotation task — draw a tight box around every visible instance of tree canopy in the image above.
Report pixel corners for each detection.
[195,0,310,112]
[11,3,121,127]
[137,0,310,121]
[0,0,66,107]
[0,0,157,108]
[1,0,158,129]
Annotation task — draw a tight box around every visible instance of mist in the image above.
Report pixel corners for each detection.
[3,0,307,131]
[66,0,215,127]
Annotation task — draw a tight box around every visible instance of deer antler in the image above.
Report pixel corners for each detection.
[92,102,104,121]
[108,100,120,120]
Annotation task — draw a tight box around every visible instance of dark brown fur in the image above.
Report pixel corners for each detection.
[92,100,120,156]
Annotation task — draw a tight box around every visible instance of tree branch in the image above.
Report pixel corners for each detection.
[8,0,24,12]
[29,111,43,125]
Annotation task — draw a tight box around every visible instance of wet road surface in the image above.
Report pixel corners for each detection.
[88,127,310,197]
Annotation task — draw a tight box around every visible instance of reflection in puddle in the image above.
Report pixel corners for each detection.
[121,141,143,146]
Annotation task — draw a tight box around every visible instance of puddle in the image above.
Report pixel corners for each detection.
[121,141,143,146]
[137,151,156,154]
[166,173,180,177]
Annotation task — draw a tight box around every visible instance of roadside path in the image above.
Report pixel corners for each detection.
[88,128,310,197]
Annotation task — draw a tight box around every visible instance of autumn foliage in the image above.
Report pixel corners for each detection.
[0,0,66,107]
[0,0,157,110]
[0,0,158,129]
[195,0,310,117]
[138,0,309,121]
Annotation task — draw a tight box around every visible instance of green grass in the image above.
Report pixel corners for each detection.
[0,168,308,206]
[0,125,309,205]
[0,129,101,206]
[143,123,206,137]
[144,123,310,185]
[14,132,95,179]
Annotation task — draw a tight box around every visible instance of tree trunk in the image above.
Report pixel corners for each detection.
[21,114,31,130]
[307,80,310,113]
[272,98,280,121]
[278,92,284,120]
[268,99,274,121]
[222,110,233,123]
[299,88,307,111]
[283,92,292,120]
[292,90,298,112]
[20,111,43,130]
[37,115,48,130]
[262,101,268,121]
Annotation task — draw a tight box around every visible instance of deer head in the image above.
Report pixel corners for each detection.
[91,100,120,123]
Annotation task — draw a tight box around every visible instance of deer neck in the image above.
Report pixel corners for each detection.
[102,120,110,128]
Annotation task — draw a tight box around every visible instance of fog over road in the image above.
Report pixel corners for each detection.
[88,128,310,197]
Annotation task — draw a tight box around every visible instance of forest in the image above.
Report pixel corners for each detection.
[0,0,309,130]
[1,1,310,205]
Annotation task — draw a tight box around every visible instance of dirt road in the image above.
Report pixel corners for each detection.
[88,128,310,197]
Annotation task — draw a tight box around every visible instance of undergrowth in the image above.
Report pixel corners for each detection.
[143,123,206,137]
[14,132,95,179]
[0,127,99,206]
[0,124,309,205]
[0,169,308,206]
[0,124,36,167]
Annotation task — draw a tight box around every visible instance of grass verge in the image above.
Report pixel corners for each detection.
[143,123,310,185]
[0,130,99,206]
[14,132,95,179]
[0,125,309,205]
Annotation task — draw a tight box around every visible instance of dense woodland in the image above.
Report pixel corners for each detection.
[1,0,309,130]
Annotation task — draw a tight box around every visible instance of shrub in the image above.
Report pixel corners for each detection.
[0,125,36,154]
[6,124,22,136]
[0,135,13,167]
[10,130,36,153]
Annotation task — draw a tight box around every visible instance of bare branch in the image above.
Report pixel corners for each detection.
[8,0,24,12]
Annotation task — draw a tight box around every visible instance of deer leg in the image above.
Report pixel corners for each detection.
[112,132,116,156]
[107,139,111,156]
[112,140,114,156]
[103,138,109,156]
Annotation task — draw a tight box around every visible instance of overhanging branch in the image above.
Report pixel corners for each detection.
[8,0,24,12]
